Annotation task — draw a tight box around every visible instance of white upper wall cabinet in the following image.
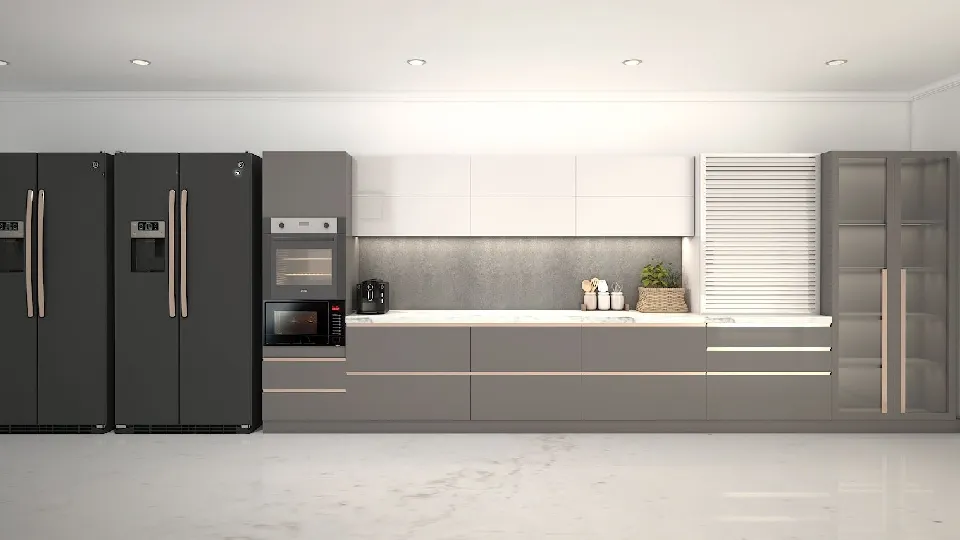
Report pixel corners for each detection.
[575,155,694,197]
[471,197,576,236]
[470,155,576,197]
[576,197,694,236]
[354,155,470,196]
[353,195,470,236]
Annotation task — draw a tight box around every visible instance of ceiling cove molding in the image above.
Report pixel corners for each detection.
[0,90,913,103]
[911,72,960,101]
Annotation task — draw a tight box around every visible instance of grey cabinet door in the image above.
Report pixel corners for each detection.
[0,154,37,425]
[707,374,832,420]
[707,327,831,348]
[345,326,470,420]
[471,327,581,420]
[114,153,180,425]
[582,376,706,420]
[471,327,580,371]
[471,376,581,420]
[179,154,257,426]
[36,154,112,425]
[347,326,470,372]
[348,375,470,420]
[581,327,706,371]
[262,152,352,225]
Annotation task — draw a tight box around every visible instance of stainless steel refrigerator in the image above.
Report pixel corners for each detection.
[0,153,114,433]
[113,153,261,433]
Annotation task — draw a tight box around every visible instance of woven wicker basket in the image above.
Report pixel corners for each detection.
[637,287,689,313]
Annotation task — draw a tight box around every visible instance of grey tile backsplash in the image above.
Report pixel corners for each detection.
[358,237,681,310]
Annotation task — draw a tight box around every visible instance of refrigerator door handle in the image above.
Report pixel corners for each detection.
[25,189,34,318]
[37,189,45,318]
[168,190,176,318]
[180,189,188,318]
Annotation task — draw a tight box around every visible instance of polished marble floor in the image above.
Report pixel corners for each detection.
[1,433,959,539]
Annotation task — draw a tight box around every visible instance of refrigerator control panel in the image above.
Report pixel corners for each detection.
[0,220,24,238]
[130,221,166,238]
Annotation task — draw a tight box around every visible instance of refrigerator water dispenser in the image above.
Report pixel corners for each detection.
[0,221,25,273]
[130,220,166,273]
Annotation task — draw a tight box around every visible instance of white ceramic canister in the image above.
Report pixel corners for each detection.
[610,291,624,310]
[597,291,611,310]
[584,292,598,310]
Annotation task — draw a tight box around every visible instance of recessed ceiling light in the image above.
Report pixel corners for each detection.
[622,59,642,66]
[130,59,151,66]
[406,58,426,66]
[825,59,848,66]
[0,60,8,66]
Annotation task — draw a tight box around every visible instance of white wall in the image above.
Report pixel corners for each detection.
[912,86,960,151]
[0,96,910,154]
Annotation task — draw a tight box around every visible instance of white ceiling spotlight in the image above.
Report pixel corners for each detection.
[622,59,642,66]
[825,59,848,66]
[130,58,151,66]
[0,59,9,66]
[406,58,427,66]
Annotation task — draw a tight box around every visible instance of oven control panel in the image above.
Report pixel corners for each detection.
[270,217,339,234]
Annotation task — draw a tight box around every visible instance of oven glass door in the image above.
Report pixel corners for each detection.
[264,302,332,346]
[267,236,341,300]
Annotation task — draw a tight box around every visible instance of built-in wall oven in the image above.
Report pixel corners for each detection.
[263,300,345,346]
[263,217,346,300]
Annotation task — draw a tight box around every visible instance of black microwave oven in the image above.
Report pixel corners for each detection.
[263,301,345,346]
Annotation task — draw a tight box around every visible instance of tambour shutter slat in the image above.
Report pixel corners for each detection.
[700,154,819,314]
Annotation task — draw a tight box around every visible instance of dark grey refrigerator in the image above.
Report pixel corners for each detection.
[0,153,114,433]
[114,153,261,433]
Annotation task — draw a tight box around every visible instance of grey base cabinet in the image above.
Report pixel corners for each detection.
[582,376,706,421]
[581,327,707,420]
[347,326,470,421]
[470,327,581,420]
[707,375,832,420]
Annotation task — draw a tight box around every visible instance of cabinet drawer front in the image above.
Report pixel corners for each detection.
[581,376,706,420]
[471,376,580,420]
[707,375,832,420]
[707,351,831,372]
[262,362,346,390]
[348,375,470,420]
[263,392,352,421]
[582,327,706,371]
[707,327,831,348]
[471,327,580,372]
[347,327,470,372]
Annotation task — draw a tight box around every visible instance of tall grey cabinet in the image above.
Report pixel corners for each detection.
[822,151,958,420]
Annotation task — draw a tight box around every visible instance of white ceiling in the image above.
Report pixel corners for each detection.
[1,0,959,93]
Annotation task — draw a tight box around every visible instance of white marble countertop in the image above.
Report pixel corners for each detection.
[346,310,832,327]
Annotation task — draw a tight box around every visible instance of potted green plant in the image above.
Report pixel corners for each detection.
[637,260,688,313]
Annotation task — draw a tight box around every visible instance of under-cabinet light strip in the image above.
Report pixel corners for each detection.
[263,388,346,393]
[707,346,831,352]
[706,371,831,376]
[263,358,346,362]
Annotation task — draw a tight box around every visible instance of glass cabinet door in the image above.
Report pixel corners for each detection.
[898,156,949,414]
[836,157,890,414]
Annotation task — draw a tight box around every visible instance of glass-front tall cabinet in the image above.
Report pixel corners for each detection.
[822,152,958,419]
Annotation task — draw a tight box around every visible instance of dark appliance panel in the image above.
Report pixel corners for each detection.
[114,153,180,426]
[263,217,346,300]
[178,153,258,426]
[264,301,344,346]
[0,153,38,425]
[37,153,113,425]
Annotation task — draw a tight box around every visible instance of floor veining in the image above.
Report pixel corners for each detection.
[1,433,959,539]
